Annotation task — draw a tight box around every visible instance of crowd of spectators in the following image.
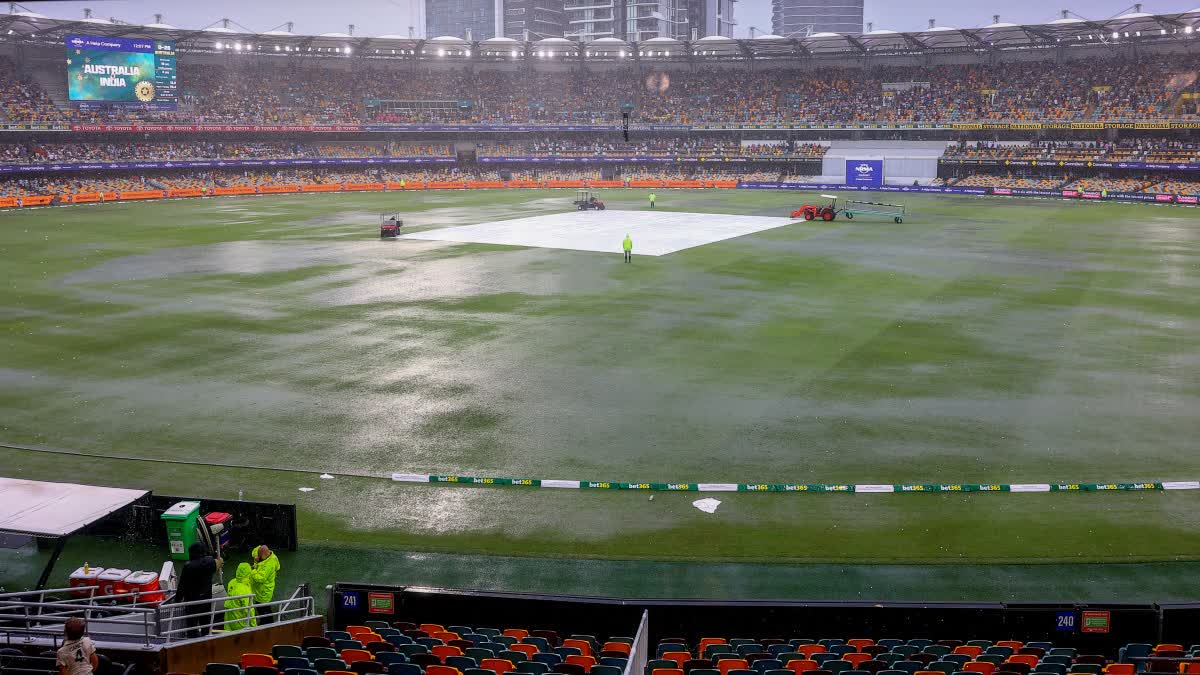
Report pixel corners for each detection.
[0,165,781,198]
[1147,179,1200,194]
[475,139,826,158]
[1061,176,1156,192]
[0,142,452,164]
[943,138,1200,163]
[0,57,68,123]
[952,174,1068,189]
[4,54,1200,126]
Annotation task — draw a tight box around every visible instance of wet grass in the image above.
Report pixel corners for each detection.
[2,190,1200,594]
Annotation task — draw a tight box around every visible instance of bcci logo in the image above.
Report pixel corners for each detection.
[855,163,874,175]
[134,80,155,102]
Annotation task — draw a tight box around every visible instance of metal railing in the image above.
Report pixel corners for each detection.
[0,585,316,649]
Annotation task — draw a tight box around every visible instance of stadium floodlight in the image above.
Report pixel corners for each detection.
[345,46,352,54]
[234,42,242,50]
[1188,25,1195,34]
[437,48,445,56]
[1112,31,1119,38]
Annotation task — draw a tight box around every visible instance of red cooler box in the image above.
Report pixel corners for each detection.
[68,566,105,598]
[118,571,164,605]
[203,512,232,549]
[96,568,130,597]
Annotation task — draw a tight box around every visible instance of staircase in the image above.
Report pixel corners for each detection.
[30,63,71,113]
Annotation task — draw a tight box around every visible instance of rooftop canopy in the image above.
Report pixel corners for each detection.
[0,477,147,538]
[1,7,1197,59]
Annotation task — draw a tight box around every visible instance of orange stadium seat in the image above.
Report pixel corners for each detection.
[566,656,597,672]
[564,640,593,657]
[433,646,463,660]
[482,659,516,674]
[663,652,691,668]
[602,643,630,656]
[719,660,749,675]
[788,661,818,674]
[509,644,538,660]
[241,655,276,669]
[341,650,373,665]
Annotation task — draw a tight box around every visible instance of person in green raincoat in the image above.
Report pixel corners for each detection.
[249,545,280,625]
[622,234,633,263]
[222,563,256,631]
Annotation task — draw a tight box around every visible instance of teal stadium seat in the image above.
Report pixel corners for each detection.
[448,657,479,670]
[877,642,903,652]
[524,638,552,653]
[313,659,347,674]
[388,664,422,675]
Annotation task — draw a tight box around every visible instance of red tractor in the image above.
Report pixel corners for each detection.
[791,195,840,221]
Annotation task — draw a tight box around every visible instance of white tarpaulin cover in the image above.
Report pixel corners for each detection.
[401,211,795,256]
[0,477,148,537]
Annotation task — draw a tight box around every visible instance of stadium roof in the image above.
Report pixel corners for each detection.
[3,7,1199,60]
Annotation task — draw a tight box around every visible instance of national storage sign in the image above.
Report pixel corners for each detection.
[846,159,883,186]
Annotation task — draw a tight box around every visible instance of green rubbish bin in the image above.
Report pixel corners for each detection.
[161,501,201,561]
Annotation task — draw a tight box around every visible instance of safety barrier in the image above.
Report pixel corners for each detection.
[167,188,207,198]
[211,186,257,196]
[392,472,1200,494]
[0,584,317,648]
[118,190,166,200]
[256,185,300,194]
[6,181,1194,212]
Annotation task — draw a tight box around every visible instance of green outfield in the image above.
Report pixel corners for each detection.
[2,189,1200,589]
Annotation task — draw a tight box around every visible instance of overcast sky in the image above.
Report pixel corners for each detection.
[20,0,1200,37]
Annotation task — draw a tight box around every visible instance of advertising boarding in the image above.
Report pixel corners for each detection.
[846,159,884,186]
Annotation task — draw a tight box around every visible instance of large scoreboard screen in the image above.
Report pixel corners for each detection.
[66,35,177,109]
